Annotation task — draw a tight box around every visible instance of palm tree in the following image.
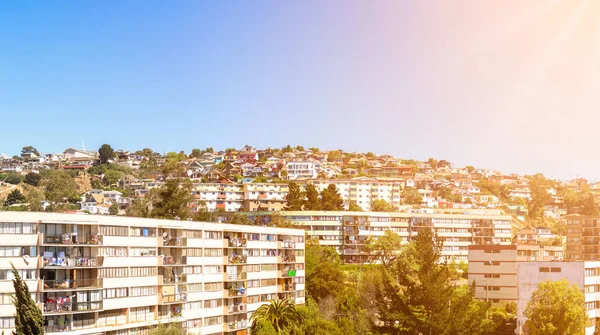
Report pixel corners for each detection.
[250,299,303,332]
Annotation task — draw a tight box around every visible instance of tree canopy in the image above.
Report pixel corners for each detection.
[98,144,115,164]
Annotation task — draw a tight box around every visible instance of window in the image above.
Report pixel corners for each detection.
[0,222,36,234]
[204,248,222,257]
[261,278,277,286]
[183,319,202,329]
[204,231,222,239]
[204,299,222,309]
[130,286,157,297]
[204,265,222,274]
[484,261,500,266]
[104,288,128,299]
[183,230,203,239]
[187,283,203,292]
[0,269,36,280]
[484,274,500,279]
[130,248,156,257]
[130,227,155,237]
[99,225,128,236]
[130,267,157,277]
[247,280,260,288]
[0,246,21,257]
[539,267,550,272]
[99,247,127,257]
[99,267,129,278]
[244,264,261,272]
[0,293,34,304]
[248,295,260,304]
[130,306,154,322]
[204,282,222,291]
[204,316,223,326]
[0,317,15,329]
[261,264,277,271]
[184,248,203,257]
[551,267,561,273]
[182,266,202,274]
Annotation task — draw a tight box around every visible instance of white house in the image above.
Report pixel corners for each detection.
[286,161,318,180]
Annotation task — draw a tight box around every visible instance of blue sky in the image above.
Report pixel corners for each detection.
[1,1,599,179]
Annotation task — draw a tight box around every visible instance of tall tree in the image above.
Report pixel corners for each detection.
[148,322,185,335]
[320,184,344,211]
[402,187,422,205]
[365,230,404,267]
[11,263,44,335]
[527,174,554,219]
[427,158,438,169]
[42,169,78,203]
[190,148,202,158]
[147,179,194,220]
[304,184,321,210]
[4,189,26,206]
[250,299,303,333]
[524,279,586,335]
[98,144,115,164]
[21,146,40,156]
[305,240,346,302]
[24,172,41,187]
[581,193,599,215]
[371,199,392,212]
[285,182,305,210]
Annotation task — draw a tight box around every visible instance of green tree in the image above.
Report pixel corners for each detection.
[148,322,184,335]
[371,199,392,212]
[3,172,24,185]
[23,186,44,212]
[524,279,587,335]
[253,175,269,183]
[136,148,154,157]
[320,184,344,211]
[402,187,422,205]
[109,203,119,215]
[250,299,303,333]
[527,174,554,219]
[24,172,41,187]
[98,144,115,164]
[229,214,253,225]
[466,165,475,173]
[147,179,194,219]
[581,193,599,215]
[294,298,344,335]
[427,158,438,169]
[295,145,305,151]
[21,146,40,157]
[304,184,321,210]
[42,169,78,203]
[190,148,202,158]
[365,230,403,267]
[348,201,362,211]
[305,240,346,302]
[11,263,44,335]
[4,189,26,206]
[205,147,214,153]
[327,150,342,162]
[285,182,305,210]
[594,322,600,335]
[308,147,320,154]
[103,170,123,186]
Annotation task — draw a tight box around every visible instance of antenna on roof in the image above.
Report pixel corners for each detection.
[82,142,85,152]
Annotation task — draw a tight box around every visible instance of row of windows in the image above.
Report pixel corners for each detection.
[0,222,36,234]
[99,267,157,278]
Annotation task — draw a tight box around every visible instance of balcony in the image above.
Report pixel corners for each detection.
[226,303,246,314]
[43,278,103,291]
[44,234,103,246]
[228,238,247,248]
[227,255,247,264]
[162,275,186,285]
[279,255,296,263]
[160,237,187,247]
[279,241,296,249]
[43,256,102,268]
[226,320,248,331]
[280,283,297,292]
[226,287,247,297]
[160,255,183,266]
[161,293,187,304]
[225,272,247,281]
[280,269,297,278]
[43,301,102,314]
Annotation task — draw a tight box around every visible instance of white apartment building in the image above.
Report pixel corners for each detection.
[516,261,600,335]
[192,183,288,212]
[241,211,513,263]
[0,212,305,335]
[298,179,404,211]
[286,162,318,180]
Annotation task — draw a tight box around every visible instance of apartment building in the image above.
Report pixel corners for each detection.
[286,162,318,180]
[515,261,600,335]
[0,212,305,335]
[237,211,513,263]
[192,183,288,212]
[565,214,600,260]
[297,179,405,211]
[468,244,564,303]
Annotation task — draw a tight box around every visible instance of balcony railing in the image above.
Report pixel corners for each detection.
[281,284,297,292]
[161,237,187,247]
[45,234,103,245]
[43,279,102,291]
[280,255,296,263]
[228,255,247,264]
[226,320,248,331]
[228,238,247,248]
[227,287,247,297]
[162,294,187,303]
[226,272,247,281]
[43,256,102,268]
[227,304,246,314]
[280,241,296,249]
[162,275,186,285]
[160,255,182,265]
[43,301,102,314]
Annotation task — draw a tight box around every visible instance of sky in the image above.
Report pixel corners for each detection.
[1,1,599,180]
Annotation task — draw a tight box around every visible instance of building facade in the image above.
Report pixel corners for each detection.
[191,183,288,212]
[468,244,564,303]
[515,261,600,335]
[565,214,600,261]
[0,212,305,335]
[238,211,513,263]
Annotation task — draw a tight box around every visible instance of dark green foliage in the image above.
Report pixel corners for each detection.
[11,263,44,335]
[250,299,303,333]
[109,203,119,215]
[320,184,344,211]
[5,189,26,206]
[24,172,41,187]
[98,144,115,164]
[1,172,24,185]
[285,182,305,210]
[304,184,321,210]
[148,322,184,335]
[305,240,346,303]
[41,169,78,203]
[371,199,392,212]
[146,179,194,219]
